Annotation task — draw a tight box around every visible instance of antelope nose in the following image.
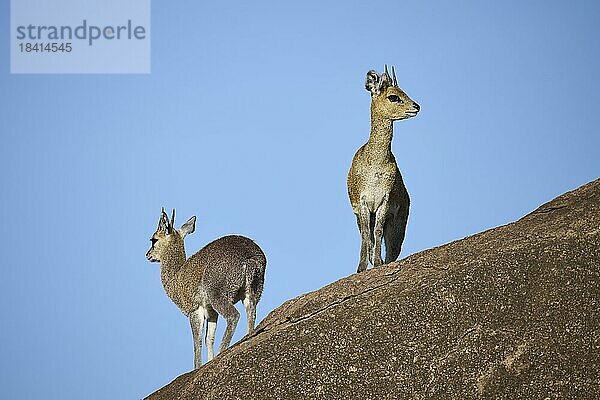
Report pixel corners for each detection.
[413,103,420,111]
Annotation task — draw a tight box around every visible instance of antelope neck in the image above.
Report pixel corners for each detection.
[366,111,394,159]
[160,243,186,293]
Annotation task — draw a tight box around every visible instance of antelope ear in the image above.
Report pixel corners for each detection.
[365,70,390,96]
[365,70,380,95]
[160,209,173,234]
[158,208,166,230]
[179,216,196,238]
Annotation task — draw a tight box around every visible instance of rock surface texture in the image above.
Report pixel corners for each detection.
[147,179,600,400]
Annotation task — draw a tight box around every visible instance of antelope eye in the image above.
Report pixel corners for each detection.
[387,95,402,103]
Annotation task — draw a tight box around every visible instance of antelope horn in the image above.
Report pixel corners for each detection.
[384,64,390,79]
[171,209,175,228]
[392,66,398,86]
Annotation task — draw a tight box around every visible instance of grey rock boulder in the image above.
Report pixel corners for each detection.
[146,179,600,400]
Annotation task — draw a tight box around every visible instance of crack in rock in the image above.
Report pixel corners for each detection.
[533,205,568,214]
[237,268,411,346]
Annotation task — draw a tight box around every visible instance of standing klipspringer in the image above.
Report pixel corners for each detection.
[146,209,266,368]
[347,66,420,273]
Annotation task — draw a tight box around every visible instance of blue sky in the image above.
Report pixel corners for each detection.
[1,1,599,399]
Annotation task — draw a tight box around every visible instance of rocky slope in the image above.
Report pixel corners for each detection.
[147,179,599,399]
